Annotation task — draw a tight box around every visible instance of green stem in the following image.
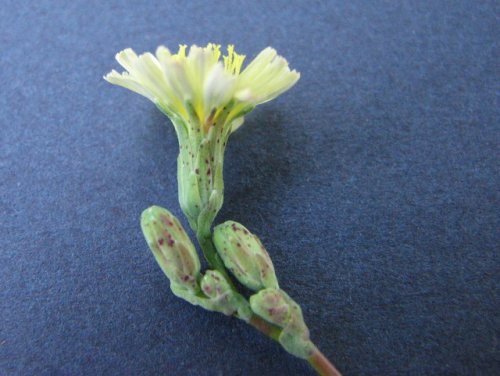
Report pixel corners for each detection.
[248,314,341,376]
[195,230,234,287]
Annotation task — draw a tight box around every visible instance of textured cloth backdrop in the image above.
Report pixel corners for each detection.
[1,1,498,375]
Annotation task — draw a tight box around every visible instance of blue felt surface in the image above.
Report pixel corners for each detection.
[1,1,499,375]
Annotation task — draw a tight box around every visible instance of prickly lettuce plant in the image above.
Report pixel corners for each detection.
[105,43,340,376]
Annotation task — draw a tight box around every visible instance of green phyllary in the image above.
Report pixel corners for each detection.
[213,220,279,291]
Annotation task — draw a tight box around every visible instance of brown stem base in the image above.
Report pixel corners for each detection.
[248,314,281,341]
[308,348,342,376]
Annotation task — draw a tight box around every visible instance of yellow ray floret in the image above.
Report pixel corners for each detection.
[104,43,300,133]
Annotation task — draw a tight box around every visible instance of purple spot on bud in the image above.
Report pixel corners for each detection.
[160,215,174,227]
[165,233,175,246]
[158,238,164,245]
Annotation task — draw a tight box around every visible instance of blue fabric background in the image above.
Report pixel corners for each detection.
[1,1,498,375]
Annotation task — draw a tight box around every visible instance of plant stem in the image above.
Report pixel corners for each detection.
[308,347,342,376]
[248,314,281,341]
[248,314,342,376]
[195,230,234,286]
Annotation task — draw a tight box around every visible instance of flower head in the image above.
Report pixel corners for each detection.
[104,43,300,133]
[106,44,300,234]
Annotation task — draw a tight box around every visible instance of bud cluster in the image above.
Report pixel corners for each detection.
[141,206,250,320]
[212,220,314,358]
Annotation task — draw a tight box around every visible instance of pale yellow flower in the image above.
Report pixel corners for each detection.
[104,43,300,133]
[105,43,300,235]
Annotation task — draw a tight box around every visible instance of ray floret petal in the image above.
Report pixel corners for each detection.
[104,44,300,134]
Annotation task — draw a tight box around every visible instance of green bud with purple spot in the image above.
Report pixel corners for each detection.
[250,288,315,359]
[141,206,201,293]
[213,221,279,291]
[199,270,252,320]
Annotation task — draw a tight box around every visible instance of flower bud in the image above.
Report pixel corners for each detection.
[141,206,200,293]
[213,221,278,291]
[250,288,291,326]
[250,288,315,359]
[201,270,236,315]
[199,270,252,320]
